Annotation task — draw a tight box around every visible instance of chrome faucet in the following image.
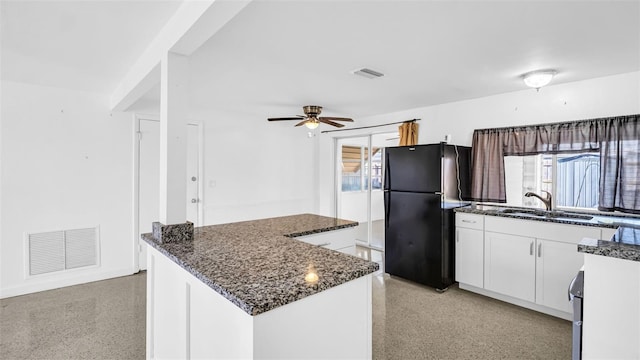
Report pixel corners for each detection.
[525,190,553,211]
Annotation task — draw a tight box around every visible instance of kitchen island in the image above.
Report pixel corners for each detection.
[578,226,640,360]
[141,214,379,359]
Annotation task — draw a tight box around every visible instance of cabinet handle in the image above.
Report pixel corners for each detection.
[538,243,542,258]
[316,242,331,247]
[461,220,476,223]
[530,241,534,256]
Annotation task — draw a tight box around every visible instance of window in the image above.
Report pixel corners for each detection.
[471,115,638,213]
[555,153,600,208]
[366,150,383,190]
[341,145,362,191]
[341,145,382,192]
[504,152,600,210]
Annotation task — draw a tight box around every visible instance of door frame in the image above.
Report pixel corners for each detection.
[132,114,204,272]
[333,131,396,250]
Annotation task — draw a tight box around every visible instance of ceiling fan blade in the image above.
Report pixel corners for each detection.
[319,117,354,122]
[268,116,305,121]
[294,120,309,127]
[318,118,345,128]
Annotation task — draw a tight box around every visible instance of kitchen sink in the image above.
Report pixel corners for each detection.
[500,208,547,216]
[500,208,593,220]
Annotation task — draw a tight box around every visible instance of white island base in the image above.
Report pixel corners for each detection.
[582,253,640,359]
[147,247,373,359]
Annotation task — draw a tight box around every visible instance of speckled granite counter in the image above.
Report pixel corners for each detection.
[141,213,379,316]
[578,226,640,262]
[455,205,640,262]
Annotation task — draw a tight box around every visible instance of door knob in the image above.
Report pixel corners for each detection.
[191,198,197,203]
[191,176,197,181]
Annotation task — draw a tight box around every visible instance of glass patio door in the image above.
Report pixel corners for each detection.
[336,132,398,250]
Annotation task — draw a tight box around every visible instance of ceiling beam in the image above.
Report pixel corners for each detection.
[110,0,251,112]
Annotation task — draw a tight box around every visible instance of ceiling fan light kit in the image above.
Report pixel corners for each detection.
[268,105,354,128]
[522,69,557,90]
[304,120,319,129]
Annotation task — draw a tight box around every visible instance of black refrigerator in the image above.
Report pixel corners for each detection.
[383,143,471,291]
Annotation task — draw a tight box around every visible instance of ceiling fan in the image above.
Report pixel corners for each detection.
[268,105,354,129]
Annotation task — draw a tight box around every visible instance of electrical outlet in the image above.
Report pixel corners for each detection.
[444,134,452,143]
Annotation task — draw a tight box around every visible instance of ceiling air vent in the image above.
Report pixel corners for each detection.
[352,68,384,79]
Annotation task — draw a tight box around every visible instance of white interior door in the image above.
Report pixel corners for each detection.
[138,119,199,270]
[186,124,199,224]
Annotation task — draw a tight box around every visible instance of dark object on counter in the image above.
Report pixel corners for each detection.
[569,270,584,360]
[383,143,471,291]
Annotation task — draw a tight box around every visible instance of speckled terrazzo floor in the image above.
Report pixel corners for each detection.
[0,272,146,360]
[0,248,571,359]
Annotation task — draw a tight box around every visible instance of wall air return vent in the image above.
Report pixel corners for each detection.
[28,227,99,276]
[352,68,385,79]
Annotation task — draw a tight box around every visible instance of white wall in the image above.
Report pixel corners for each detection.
[3,70,636,297]
[0,81,134,298]
[193,109,318,225]
[319,71,640,215]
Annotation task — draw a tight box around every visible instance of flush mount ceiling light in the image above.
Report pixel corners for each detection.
[522,70,557,90]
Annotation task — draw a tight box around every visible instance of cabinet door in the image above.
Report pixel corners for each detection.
[484,231,536,302]
[455,227,484,288]
[535,238,584,313]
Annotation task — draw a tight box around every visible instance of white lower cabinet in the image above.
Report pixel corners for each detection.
[484,231,536,303]
[455,213,485,288]
[535,238,584,313]
[455,227,485,288]
[483,233,587,312]
[457,212,613,319]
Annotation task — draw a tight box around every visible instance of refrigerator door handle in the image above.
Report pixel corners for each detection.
[384,192,390,229]
[384,155,390,190]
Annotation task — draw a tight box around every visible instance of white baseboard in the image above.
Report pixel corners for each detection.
[458,282,572,321]
[0,267,137,299]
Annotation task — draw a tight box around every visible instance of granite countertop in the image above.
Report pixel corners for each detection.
[455,205,640,262]
[141,214,379,316]
[577,226,640,262]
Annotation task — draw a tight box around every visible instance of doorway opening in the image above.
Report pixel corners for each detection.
[335,131,398,250]
[134,116,202,271]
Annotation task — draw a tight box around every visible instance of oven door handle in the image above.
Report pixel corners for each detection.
[568,274,577,302]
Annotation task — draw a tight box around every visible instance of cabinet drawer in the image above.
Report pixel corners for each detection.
[295,227,356,251]
[456,213,484,230]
